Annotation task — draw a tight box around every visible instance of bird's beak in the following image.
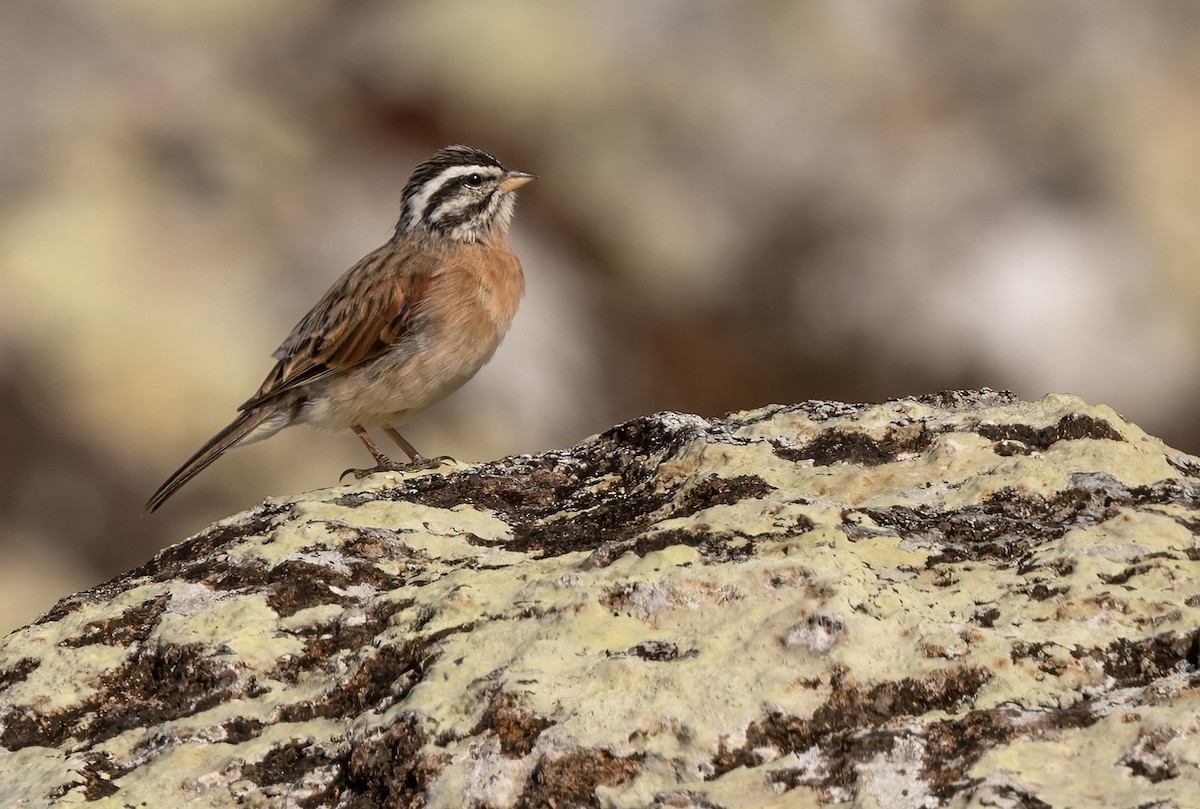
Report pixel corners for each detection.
[499,170,537,192]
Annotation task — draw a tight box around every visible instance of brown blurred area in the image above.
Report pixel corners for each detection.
[2,0,1199,631]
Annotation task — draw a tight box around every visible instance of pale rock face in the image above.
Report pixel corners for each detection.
[1,390,1198,807]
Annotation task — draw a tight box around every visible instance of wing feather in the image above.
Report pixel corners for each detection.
[239,242,435,410]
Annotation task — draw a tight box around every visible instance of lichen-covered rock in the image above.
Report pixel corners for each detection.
[2,390,1198,808]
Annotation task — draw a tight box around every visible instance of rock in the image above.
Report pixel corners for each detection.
[1,390,1198,808]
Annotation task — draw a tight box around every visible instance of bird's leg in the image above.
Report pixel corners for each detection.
[341,425,453,481]
[341,425,407,480]
[381,425,423,462]
[383,425,455,469]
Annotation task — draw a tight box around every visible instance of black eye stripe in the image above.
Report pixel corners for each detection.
[420,171,495,222]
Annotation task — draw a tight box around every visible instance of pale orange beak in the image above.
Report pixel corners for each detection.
[499,170,537,192]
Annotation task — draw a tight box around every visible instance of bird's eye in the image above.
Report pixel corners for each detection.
[464,173,484,187]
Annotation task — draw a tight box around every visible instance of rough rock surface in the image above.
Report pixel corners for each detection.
[2,390,1199,808]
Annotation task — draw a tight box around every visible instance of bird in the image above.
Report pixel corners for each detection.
[146,144,535,512]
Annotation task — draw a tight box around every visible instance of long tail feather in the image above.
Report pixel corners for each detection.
[146,408,281,512]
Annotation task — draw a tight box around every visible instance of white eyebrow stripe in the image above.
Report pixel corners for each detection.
[436,164,502,183]
[406,164,503,225]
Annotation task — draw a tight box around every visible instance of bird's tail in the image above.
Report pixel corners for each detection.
[145,408,288,512]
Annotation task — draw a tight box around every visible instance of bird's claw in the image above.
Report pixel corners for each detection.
[412,454,455,470]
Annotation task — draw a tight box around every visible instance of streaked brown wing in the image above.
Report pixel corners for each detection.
[239,242,435,410]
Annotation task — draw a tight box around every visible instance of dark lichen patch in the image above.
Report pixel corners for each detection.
[80,751,123,800]
[913,389,1020,410]
[0,656,38,691]
[243,741,334,787]
[334,524,428,565]
[508,500,665,557]
[629,640,682,661]
[314,714,433,809]
[764,726,909,800]
[142,530,411,626]
[403,459,586,517]
[0,708,58,753]
[1167,454,1200,480]
[735,399,870,427]
[275,597,413,684]
[519,473,772,559]
[60,594,169,649]
[1117,727,1181,783]
[1019,557,1075,578]
[977,413,1125,453]
[343,441,773,562]
[1074,629,1200,687]
[348,457,651,558]
[470,690,554,757]
[280,623,468,724]
[754,691,1093,803]
[598,413,712,457]
[866,479,1134,565]
[1097,563,1162,586]
[1020,583,1070,602]
[774,425,936,467]
[787,399,870,421]
[85,642,245,743]
[861,466,1195,570]
[0,642,247,751]
[765,763,835,796]
[920,701,1097,802]
[1130,484,1200,545]
[517,749,644,809]
[141,504,293,586]
[263,559,362,617]
[1009,642,1071,676]
[257,558,407,619]
[33,597,86,626]
[674,475,774,512]
[993,440,1028,457]
[279,642,423,724]
[220,716,265,743]
[918,709,1010,799]
[710,664,991,781]
[630,529,754,565]
[43,751,124,801]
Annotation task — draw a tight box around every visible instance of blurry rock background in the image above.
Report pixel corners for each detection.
[1,0,1198,632]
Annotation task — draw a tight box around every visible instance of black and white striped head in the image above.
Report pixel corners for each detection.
[398,145,535,243]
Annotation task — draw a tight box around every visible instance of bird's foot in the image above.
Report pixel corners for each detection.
[408,454,456,471]
[339,460,405,481]
[339,455,455,482]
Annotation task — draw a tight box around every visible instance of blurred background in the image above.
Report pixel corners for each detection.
[2,0,1199,631]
